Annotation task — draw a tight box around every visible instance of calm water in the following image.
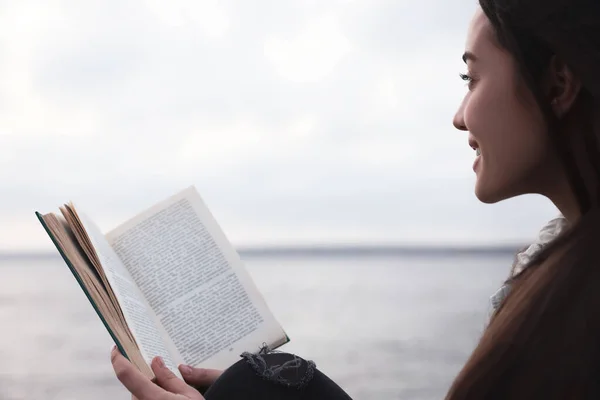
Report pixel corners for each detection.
[0,254,511,400]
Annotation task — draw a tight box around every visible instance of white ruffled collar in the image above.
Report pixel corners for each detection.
[489,214,569,314]
[512,215,569,276]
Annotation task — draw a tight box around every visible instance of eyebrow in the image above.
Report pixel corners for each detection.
[462,51,477,63]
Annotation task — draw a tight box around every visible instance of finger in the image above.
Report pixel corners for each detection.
[152,356,201,398]
[111,346,165,399]
[178,365,223,387]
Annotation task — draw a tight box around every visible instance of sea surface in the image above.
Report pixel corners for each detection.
[0,252,512,400]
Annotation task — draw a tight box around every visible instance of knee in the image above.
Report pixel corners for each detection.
[240,351,316,389]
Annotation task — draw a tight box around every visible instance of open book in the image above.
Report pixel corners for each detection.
[36,186,289,379]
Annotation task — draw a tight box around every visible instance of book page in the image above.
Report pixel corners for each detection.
[74,209,184,374]
[61,205,129,336]
[39,212,153,380]
[106,187,287,370]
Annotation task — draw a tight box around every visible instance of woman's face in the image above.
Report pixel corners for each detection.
[453,8,559,204]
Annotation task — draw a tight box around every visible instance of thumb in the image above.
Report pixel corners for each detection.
[151,357,202,398]
[178,364,223,387]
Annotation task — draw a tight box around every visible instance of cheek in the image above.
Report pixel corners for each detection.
[465,78,517,139]
[465,81,546,164]
[464,79,551,194]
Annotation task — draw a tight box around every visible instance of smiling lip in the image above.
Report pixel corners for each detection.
[468,135,479,151]
[469,135,481,172]
[473,155,481,172]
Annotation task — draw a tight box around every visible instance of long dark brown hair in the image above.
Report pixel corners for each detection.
[445,0,600,398]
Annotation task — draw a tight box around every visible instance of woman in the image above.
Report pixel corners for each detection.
[111,0,600,398]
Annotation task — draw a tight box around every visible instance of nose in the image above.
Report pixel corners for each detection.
[453,101,467,131]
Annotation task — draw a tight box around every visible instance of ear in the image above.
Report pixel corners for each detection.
[547,55,582,117]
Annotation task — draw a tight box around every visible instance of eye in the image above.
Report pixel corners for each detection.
[459,73,475,90]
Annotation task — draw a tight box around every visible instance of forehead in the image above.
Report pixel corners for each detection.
[465,9,496,55]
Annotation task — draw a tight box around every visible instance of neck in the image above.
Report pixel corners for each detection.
[546,178,581,223]
[546,165,600,224]
[536,162,581,223]
[551,194,580,224]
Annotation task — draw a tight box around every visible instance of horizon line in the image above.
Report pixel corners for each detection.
[0,243,526,259]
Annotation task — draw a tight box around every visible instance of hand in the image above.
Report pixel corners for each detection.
[111,346,204,400]
[179,364,223,391]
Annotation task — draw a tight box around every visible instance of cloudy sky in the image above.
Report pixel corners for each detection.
[0,0,559,252]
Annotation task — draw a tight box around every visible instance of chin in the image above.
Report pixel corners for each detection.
[474,189,502,204]
[474,180,515,204]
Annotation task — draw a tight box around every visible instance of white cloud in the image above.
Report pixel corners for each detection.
[0,2,102,137]
[176,113,320,171]
[144,0,230,37]
[264,13,352,82]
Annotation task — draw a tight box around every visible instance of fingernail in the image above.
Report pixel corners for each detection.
[156,356,166,368]
[111,345,117,353]
[179,364,193,375]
